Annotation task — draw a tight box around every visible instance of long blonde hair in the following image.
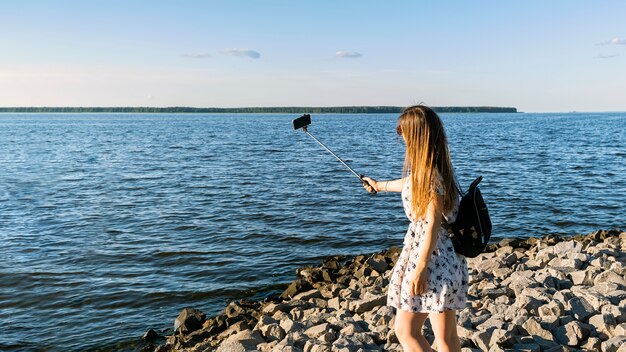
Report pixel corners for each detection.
[397,105,458,219]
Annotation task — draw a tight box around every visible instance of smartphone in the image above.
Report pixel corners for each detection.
[292,114,311,130]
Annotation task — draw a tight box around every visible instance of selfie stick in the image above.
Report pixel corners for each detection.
[293,114,376,194]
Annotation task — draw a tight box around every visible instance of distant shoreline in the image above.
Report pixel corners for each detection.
[0,106,517,114]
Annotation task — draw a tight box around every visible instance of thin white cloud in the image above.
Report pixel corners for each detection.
[223,48,261,59]
[335,51,363,59]
[597,37,626,46]
[594,53,618,59]
[181,53,211,59]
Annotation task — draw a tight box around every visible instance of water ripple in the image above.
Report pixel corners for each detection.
[0,112,624,350]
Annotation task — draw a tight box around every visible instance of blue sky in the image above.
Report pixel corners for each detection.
[1,1,625,112]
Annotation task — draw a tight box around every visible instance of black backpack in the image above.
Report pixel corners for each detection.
[444,176,492,258]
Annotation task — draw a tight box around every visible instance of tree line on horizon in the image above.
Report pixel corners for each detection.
[0,106,518,113]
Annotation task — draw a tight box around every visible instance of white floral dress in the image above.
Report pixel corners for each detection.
[387,174,469,312]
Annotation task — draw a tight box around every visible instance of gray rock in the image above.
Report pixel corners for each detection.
[539,315,560,332]
[596,281,625,296]
[531,336,560,351]
[291,307,305,321]
[304,340,333,352]
[489,328,515,348]
[258,341,279,352]
[553,290,575,305]
[273,345,304,352]
[219,321,252,340]
[224,301,251,319]
[590,256,611,269]
[317,330,336,344]
[332,332,378,351]
[470,312,492,328]
[348,294,386,314]
[257,315,279,329]
[602,304,625,324]
[571,286,613,311]
[456,325,477,340]
[569,269,598,286]
[303,340,316,352]
[298,267,324,283]
[219,329,265,351]
[538,301,564,317]
[501,252,521,267]
[143,329,159,341]
[581,336,602,351]
[280,318,304,334]
[567,251,590,262]
[601,336,626,352]
[492,267,514,279]
[478,257,506,273]
[534,271,560,289]
[610,261,626,276]
[477,315,506,333]
[471,330,491,351]
[496,245,514,256]
[327,297,341,311]
[353,265,372,280]
[614,322,626,336]
[216,340,251,352]
[568,296,596,322]
[594,270,626,288]
[482,287,512,299]
[515,294,546,316]
[281,279,314,300]
[521,286,553,302]
[522,317,553,340]
[534,247,556,265]
[319,284,342,299]
[588,313,616,338]
[262,302,291,316]
[293,289,322,301]
[509,315,529,332]
[261,323,286,342]
[548,257,584,270]
[304,323,331,339]
[365,255,388,273]
[554,321,591,346]
[553,240,581,257]
[338,288,360,300]
[174,307,206,334]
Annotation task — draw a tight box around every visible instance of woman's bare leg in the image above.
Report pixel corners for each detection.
[394,309,432,352]
[429,310,461,352]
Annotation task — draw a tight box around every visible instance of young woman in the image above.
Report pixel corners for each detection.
[363,105,468,352]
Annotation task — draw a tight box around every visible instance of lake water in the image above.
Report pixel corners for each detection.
[0,112,624,350]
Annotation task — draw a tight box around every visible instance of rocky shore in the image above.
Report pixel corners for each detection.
[148,229,626,352]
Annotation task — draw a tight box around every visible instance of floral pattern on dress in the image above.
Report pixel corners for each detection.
[387,173,469,312]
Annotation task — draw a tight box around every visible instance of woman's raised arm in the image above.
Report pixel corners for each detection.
[362,177,407,193]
